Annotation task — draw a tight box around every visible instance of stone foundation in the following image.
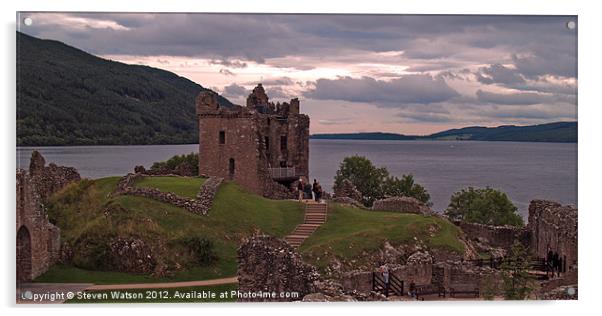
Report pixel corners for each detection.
[114,173,223,216]
[371,196,433,215]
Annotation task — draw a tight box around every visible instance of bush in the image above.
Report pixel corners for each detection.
[384,174,432,206]
[445,187,523,226]
[334,156,432,207]
[150,152,198,174]
[184,236,217,266]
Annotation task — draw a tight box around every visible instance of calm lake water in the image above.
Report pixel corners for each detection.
[17,140,577,218]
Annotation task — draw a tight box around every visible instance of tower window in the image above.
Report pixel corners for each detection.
[280,135,287,151]
[219,131,226,144]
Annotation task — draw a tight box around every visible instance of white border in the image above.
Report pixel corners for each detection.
[2,0,600,315]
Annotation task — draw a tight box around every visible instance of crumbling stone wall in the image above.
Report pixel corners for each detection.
[456,221,530,254]
[28,150,81,201]
[17,151,79,281]
[114,174,223,216]
[197,84,309,199]
[333,179,362,203]
[372,196,433,215]
[237,235,321,302]
[528,200,577,273]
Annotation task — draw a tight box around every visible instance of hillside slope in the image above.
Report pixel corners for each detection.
[17,32,233,146]
[310,121,577,143]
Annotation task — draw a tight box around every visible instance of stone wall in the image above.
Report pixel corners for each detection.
[17,151,80,281]
[371,196,433,215]
[456,221,530,252]
[237,235,321,302]
[528,200,577,273]
[114,174,223,216]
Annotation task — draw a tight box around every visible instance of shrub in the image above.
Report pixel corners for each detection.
[445,187,523,226]
[501,241,535,300]
[384,174,432,206]
[150,152,198,174]
[184,236,217,266]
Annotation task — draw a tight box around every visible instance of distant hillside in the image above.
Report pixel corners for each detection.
[427,121,577,142]
[310,132,415,141]
[311,122,577,143]
[17,32,234,146]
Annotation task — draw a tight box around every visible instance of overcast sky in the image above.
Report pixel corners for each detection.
[19,13,577,135]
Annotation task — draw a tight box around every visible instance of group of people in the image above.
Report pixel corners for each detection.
[297,177,324,203]
[546,249,564,278]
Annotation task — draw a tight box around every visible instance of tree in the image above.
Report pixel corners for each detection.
[445,187,524,227]
[334,156,432,207]
[501,241,534,300]
[334,156,389,206]
[384,174,432,206]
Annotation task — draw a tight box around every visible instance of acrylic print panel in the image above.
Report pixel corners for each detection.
[15,13,577,303]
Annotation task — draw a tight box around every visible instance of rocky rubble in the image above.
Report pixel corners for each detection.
[333,179,363,203]
[237,235,322,302]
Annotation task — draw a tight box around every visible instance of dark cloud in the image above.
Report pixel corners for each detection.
[476,90,574,105]
[477,64,525,85]
[304,75,459,105]
[210,59,248,68]
[222,83,248,98]
[21,13,577,79]
[219,68,235,76]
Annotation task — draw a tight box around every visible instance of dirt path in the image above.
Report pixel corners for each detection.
[86,276,238,291]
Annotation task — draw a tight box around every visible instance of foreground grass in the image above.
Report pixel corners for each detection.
[134,176,206,199]
[300,203,465,269]
[66,284,238,303]
[41,176,304,284]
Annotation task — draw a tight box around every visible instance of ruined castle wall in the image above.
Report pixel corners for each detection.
[528,200,578,273]
[16,169,61,281]
[17,151,82,281]
[457,221,530,250]
[237,235,320,302]
[198,114,263,195]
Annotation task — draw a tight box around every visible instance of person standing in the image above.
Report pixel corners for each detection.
[312,179,319,202]
[297,178,304,202]
[382,265,390,297]
[316,181,323,203]
[552,251,560,278]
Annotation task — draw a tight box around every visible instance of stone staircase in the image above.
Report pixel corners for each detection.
[284,202,328,248]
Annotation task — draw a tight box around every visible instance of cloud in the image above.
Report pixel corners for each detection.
[222,83,248,98]
[304,75,459,106]
[210,59,248,68]
[475,89,574,105]
[219,69,235,76]
[476,64,525,85]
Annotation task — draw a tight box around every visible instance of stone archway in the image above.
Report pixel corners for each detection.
[17,226,32,282]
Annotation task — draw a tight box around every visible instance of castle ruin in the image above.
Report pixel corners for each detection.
[196,84,309,198]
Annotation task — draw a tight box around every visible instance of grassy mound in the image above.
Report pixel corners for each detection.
[42,176,304,283]
[134,176,205,199]
[299,203,465,269]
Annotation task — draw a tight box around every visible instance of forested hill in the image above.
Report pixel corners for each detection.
[311,122,577,143]
[17,32,234,146]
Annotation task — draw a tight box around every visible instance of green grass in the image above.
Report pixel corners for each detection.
[40,177,304,284]
[299,203,465,268]
[134,176,206,199]
[66,283,238,303]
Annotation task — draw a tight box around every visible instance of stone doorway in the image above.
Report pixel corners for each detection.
[228,158,235,179]
[17,226,32,282]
